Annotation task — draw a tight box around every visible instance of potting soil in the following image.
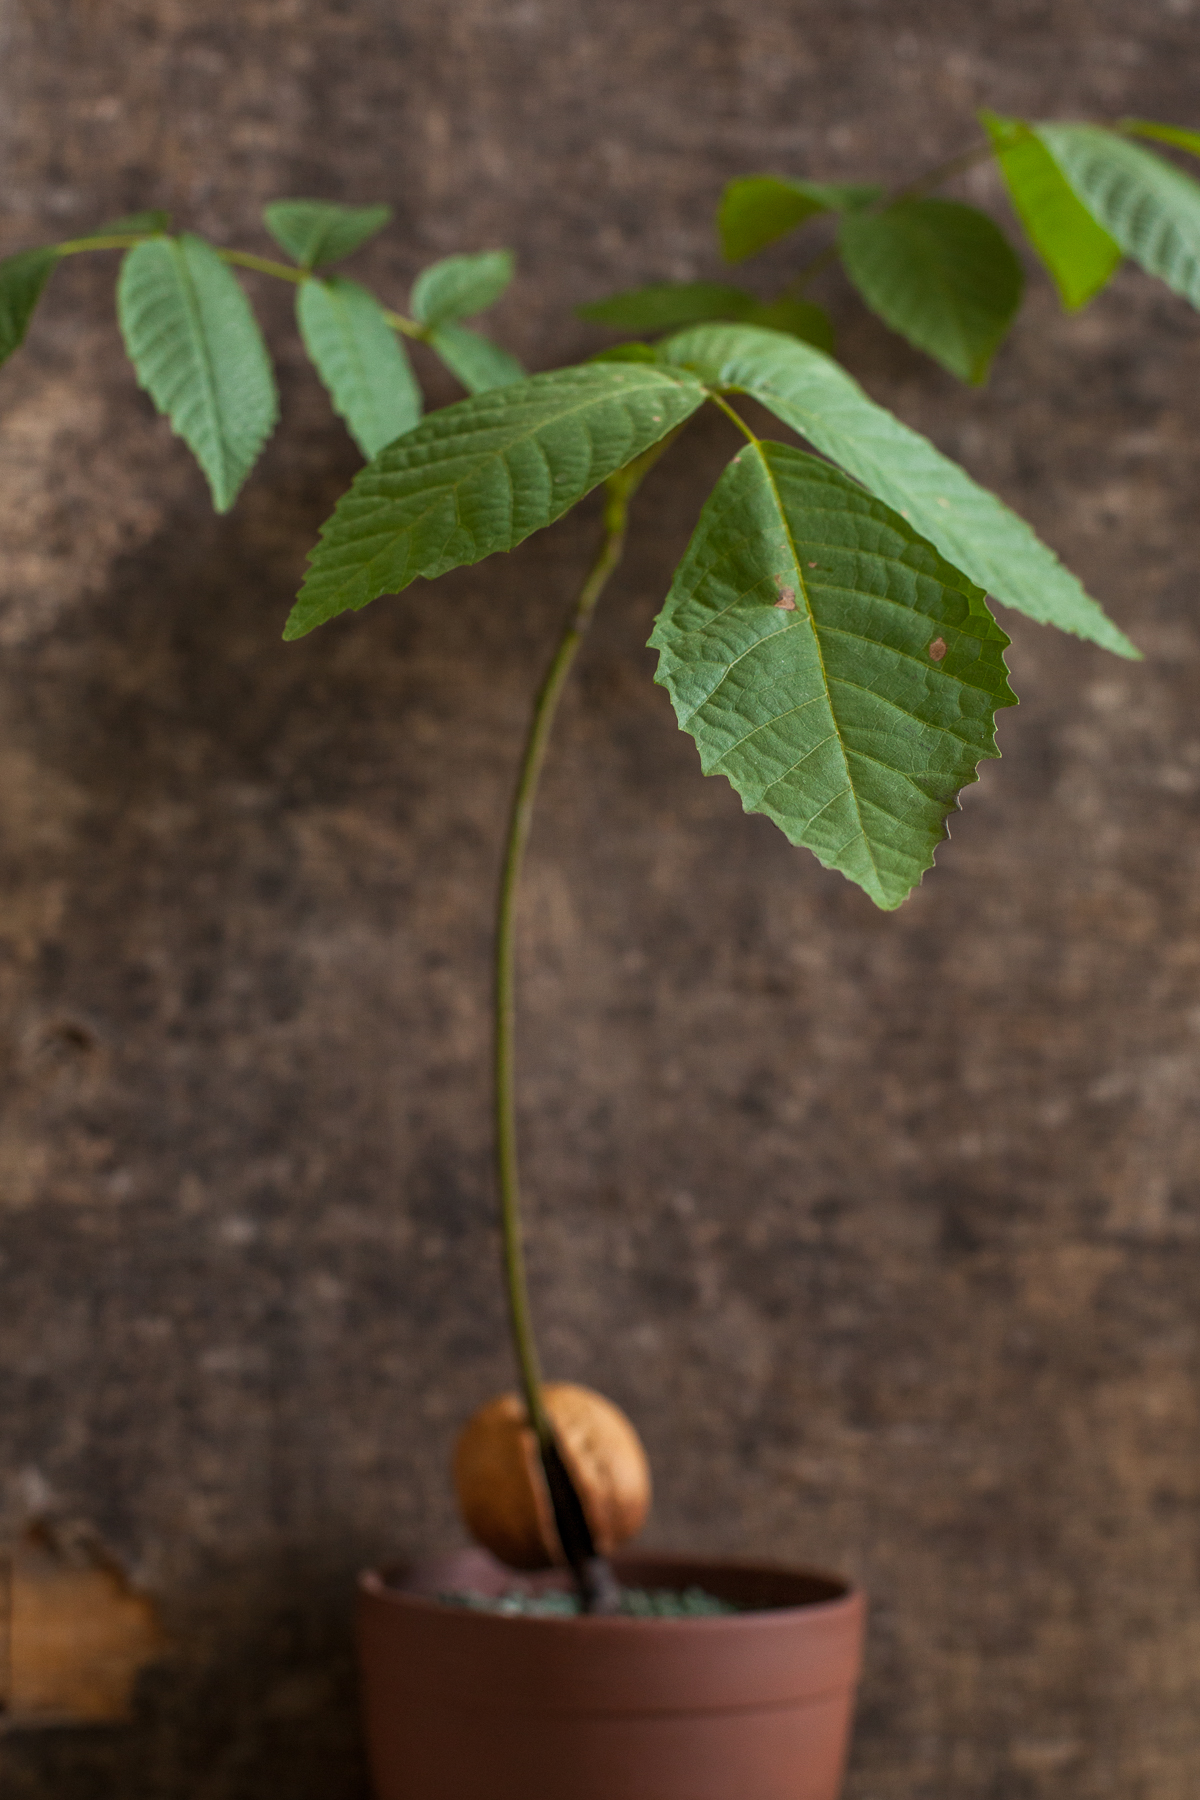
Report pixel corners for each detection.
[437,1584,740,1618]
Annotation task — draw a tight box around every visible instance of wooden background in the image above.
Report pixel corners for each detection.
[0,2,1197,1794]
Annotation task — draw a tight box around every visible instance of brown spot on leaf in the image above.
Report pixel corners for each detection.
[928,637,947,662]
[774,588,797,611]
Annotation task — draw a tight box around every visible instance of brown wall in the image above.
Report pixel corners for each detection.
[1,3,1198,1795]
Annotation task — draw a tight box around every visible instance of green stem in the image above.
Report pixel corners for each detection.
[57,235,149,255]
[492,444,670,1447]
[52,235,426,338]
[218,248,308,285]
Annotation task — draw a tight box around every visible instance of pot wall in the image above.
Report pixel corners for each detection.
[358,1555,865,1800]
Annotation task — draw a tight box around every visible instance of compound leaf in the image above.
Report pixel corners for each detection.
[839,198,1024,383]
[427,322,525,392]
[117,234,279,512]
[981,111,1120,310]
[287,361,707,638]
[0,246,59,366]
[297,275,422,459]
[718,176,881,262]
[1036,124,1200,310]
[411,250,514,326]
[264,200,391,270]
[578,281,757,331]
[1120,119,1200,160]
[660,323,1137,658]
[651,441,1016,909]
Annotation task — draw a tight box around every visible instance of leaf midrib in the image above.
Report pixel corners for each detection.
[753,441,882,888]
[168,239,230,497]
[326,283,384,439]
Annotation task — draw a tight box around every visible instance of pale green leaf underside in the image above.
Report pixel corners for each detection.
[411,250,515,326]
[660,323,1137,659]
[718,176,882,262]
[117,235,279,512]
[0,246,58,365]
[264,200,391,269]
[287,362,707,638]
[1036,124,1200,309]
[297,277,422,458]
[651,443,1017,909]
[427,322,525,393]
[839,198,1024,383]
[981,111,1121,311]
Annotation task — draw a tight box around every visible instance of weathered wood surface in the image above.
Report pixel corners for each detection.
[0,3,1197,1795]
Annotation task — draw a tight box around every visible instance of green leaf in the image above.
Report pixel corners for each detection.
[980,112,1120,311]
[839,198,1024,384]
[651,442,1016,909]
[1121,119,1200,159]
[263,200,391,270]
[1036,124,1200,310]
[427,323,525,393]
[411,250,514,326]
[117,234,279,512]
[77,210,171,240]
[718,176,881,263]
[297,276,422,459]
[588,342,661,364]
[0,246,59,366]
[745,295,834,353]
[578,281,757,331]
[660,323,1137,659]
[287,361,707,639]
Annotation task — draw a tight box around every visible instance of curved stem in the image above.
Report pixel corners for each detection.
[492,442,672,1447]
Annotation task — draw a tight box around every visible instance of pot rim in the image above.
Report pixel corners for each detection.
[359,1550,863,1632]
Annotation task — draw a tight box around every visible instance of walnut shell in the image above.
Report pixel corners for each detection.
[453,1382,652,1571]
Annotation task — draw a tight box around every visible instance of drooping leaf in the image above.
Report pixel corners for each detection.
[1036,124,1200,310]
[981,111,1121,311]
[839,198,1024,384]
[117,234,279,512]
[411,250,515,326]
[578,282,757,331]
[1121,119,1200,160]
[651,442,1016,909]
[745,295,834,353]
[718,176,882,263]
[427,323,525,393]
[297,276,422,459]
[287,361,707,639]
[263,200,391,270]
[0,246,59,366]
[660,323,1137,659]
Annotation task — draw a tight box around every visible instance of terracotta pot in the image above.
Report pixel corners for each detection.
[357,1547,865,1800]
